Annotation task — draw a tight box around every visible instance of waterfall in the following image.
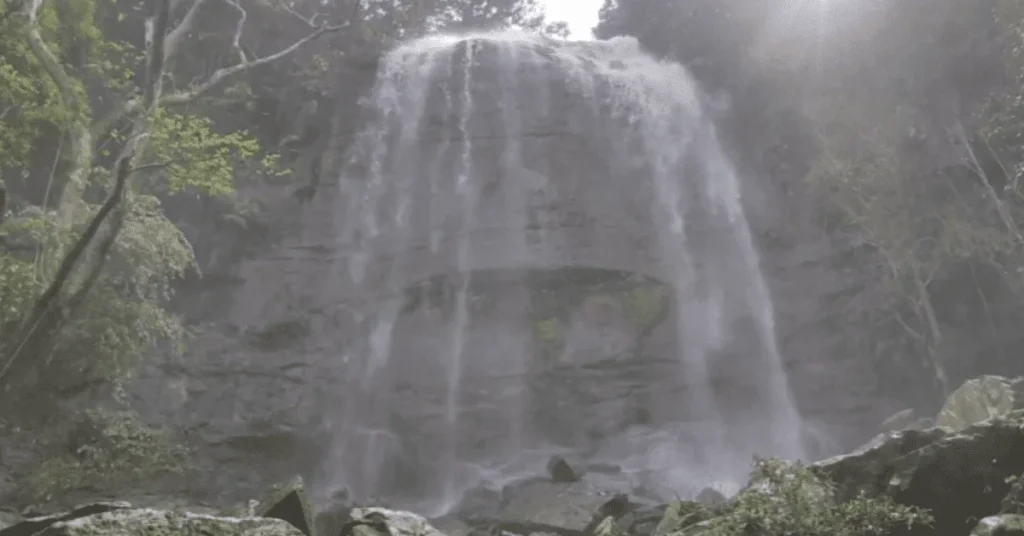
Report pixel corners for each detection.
[319,30,806,515]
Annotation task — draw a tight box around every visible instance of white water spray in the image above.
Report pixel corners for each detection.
[321,30,806,514]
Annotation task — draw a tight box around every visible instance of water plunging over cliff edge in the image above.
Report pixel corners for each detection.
[317,31,806,514]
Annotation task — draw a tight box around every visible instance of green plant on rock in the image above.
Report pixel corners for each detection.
[691,458,932,536]
[656,500,715,535]
[625,284,670,331]
[533,316,565,363]
[17,408,188,504]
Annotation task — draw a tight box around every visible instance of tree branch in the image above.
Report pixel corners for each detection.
[0,180,6,226]
[90,3,357,138]
[22,0,93,222]
[954,120,1024,249]
[163,0,211,65]
[160,20,353,106]
[222,0,248,63]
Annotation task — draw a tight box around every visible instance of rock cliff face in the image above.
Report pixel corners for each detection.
[125,32,947,507]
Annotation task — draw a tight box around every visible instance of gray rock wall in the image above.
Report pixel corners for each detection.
[126,36,910,505]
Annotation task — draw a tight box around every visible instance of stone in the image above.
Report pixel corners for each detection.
[27,509,303,536]
[547,456,581,483]
[253,476,314,536]
[451,485,501,519]
[347,507,445,536]
[693,488,726,508]
[496,479,628,532]
[623,503,665,536]
[814,415,1024,536]
[581,494,630,535]
[312,488,352,536]
[0,511,22,533]
[882,408,918,431]
[592,517,623,536]
[971,514,1024,536]
[0,502,132,536]
[1003,476,1024,515]
[936,375,1024,431]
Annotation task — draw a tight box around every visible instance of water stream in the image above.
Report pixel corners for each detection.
[320,31,806,515]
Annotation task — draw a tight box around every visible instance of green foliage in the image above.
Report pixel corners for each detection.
[44,195,193,389]
[626,284,669,330]
[0,256,43,328]
[17,408,188,504]
[978,1,1024,201]
[692,458,933,536]
[145,108,286,196]
[0,0,291,408]
[535,317,563,345]
[0,202,193,399]
[655,500,715,535]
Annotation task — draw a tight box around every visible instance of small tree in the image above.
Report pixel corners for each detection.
[0,0,353,413]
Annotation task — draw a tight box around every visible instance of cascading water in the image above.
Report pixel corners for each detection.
[319,31,806,515]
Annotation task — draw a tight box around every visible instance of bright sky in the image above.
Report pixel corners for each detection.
[539,0,603,39]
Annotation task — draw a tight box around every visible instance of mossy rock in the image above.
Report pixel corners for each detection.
[936,375,1024,431]
[675,458,929,536]
[624,284,670,330]
[815,415,1024,535]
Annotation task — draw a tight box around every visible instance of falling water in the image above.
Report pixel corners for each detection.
[321,31,806,514]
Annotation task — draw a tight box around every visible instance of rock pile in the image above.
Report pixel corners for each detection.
[7,375,1024,536]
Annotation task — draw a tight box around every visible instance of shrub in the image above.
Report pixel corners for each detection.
[693,458,933,536]
[17,408,188,504]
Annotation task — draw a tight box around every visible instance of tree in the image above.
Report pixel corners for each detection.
[0,0,352,414]
[596,0,1022,394]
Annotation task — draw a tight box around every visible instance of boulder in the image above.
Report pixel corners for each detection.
[1003,476,1024,515]
[32,509,304,536]
[0,502,132,536]
[346,507,445,536]
[936,375,1024,431]
[547,456,581,483]
[592,516,623,536]
[693,488,726,508]
[971,514,1024,536]
[0,511,19,532]
[253,476,315,536]
[883,409,919,431]
[312,488,353,536]
[814,415,1024,535]
[495,479,628,532]
[624,503,666,536]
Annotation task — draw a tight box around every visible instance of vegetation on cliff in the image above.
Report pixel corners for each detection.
[597,0,1024,398]
[0,0,563,505]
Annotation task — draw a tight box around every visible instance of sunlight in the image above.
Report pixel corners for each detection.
[745,0,876,79]
[538,0,601,39]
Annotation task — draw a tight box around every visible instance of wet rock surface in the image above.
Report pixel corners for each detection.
[547,456,581,483]
[971,514,1024,536]
[8,378,1024,536]
[107,30,945,508]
